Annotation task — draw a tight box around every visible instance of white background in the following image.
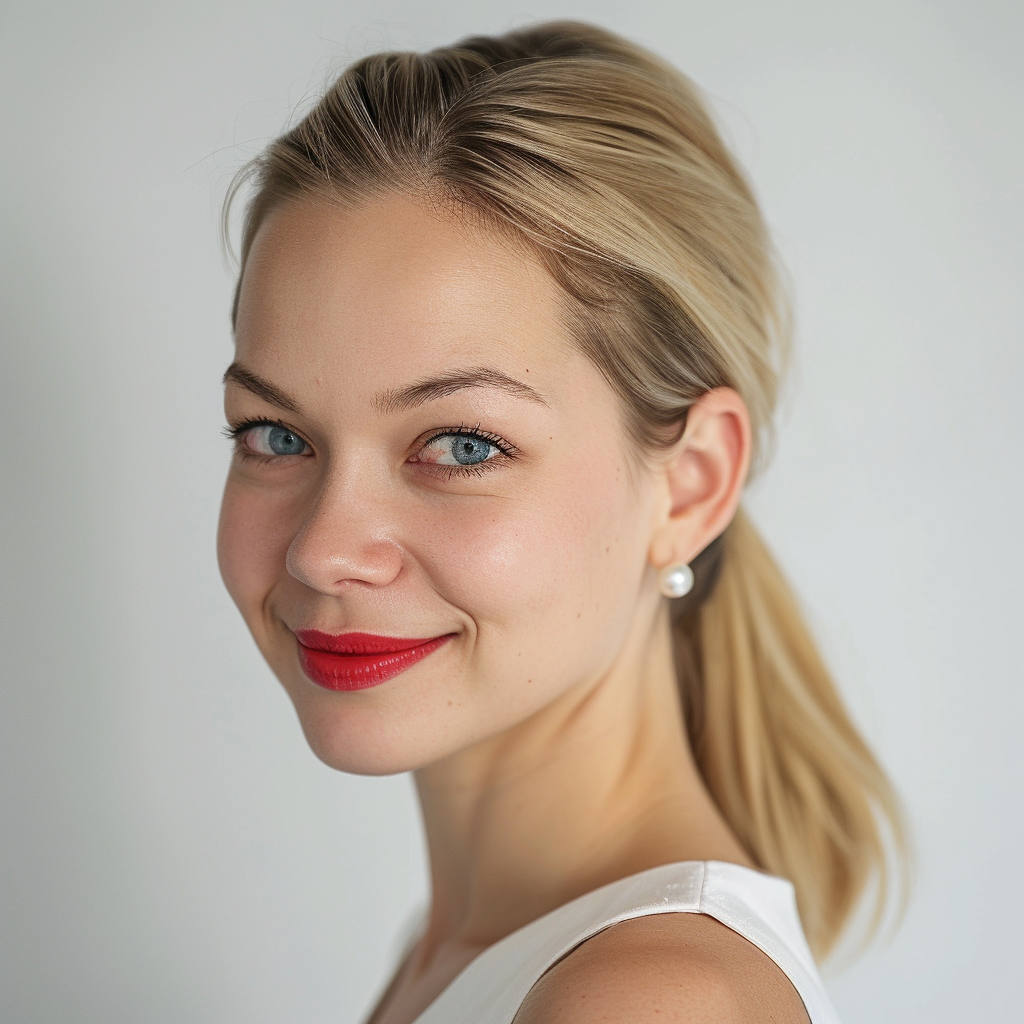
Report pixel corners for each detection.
[1,1,1021,1020]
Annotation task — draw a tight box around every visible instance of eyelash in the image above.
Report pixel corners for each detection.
[222,419,520,476]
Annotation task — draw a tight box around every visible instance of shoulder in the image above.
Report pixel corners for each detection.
[513,912,810,1024]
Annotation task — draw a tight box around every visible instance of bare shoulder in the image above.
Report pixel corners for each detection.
[513,912,810,1024]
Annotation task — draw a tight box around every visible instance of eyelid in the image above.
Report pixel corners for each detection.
[224,416,309,440]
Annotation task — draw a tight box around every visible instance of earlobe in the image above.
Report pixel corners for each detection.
[648,387,751,573]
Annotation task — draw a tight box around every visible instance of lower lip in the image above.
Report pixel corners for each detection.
[294,632,454,691]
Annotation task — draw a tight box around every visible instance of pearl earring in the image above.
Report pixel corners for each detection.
[658,562,694,598]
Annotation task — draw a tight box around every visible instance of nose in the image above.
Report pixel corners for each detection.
[285,472,404,594]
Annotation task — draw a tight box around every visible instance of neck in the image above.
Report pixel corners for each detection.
[411,603,752,965]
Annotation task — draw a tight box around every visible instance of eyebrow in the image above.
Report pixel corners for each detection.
[375,367,548,415]
[223,362,547,417]
[223,363,302,414]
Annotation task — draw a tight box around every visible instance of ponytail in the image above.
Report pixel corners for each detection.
[674,508,907,956]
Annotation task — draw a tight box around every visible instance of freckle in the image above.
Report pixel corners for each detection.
[447,700,453,707]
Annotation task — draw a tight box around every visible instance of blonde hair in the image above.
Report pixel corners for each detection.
[226,20,907,957]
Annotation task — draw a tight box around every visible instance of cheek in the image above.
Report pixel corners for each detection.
[415,453,648,672]
[217,477,294,618]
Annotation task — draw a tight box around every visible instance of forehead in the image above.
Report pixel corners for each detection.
[233,195,575,393]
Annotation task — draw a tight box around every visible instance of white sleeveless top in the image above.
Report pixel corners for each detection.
[409,861,841,1024]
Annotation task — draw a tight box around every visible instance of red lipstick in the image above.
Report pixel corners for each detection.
[294,630,453,691]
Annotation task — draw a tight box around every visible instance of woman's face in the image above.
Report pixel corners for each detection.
[219,196,666,774]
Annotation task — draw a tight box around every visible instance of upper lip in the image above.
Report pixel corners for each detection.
[293,630,449,654]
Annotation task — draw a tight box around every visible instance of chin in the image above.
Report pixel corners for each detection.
[271,638,602,777]
[285,691,463,776]
[271,672,441,775]
[283,700,416,775]
[304,728,429,776]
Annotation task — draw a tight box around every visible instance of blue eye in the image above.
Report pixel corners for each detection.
[418,432,503,468]
[449,435,495,465]
[240,423,309,458]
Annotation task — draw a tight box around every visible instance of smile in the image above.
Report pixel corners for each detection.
[293,630,454,691]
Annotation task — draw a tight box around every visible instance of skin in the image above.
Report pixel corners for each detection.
[219,195,808,1024]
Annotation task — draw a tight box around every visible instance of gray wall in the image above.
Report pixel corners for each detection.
[2,1,1020,1020]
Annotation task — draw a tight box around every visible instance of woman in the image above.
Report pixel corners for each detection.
[218,21,905,1024]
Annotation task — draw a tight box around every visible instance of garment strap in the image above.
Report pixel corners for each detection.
[413,861,841,1024]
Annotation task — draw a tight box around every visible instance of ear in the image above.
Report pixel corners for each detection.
[648,388,752,571]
